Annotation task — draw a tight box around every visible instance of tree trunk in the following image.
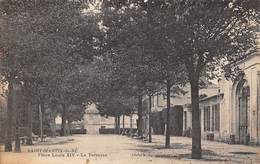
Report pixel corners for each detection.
[14,82,21,152]
[165,80,171,148]
[123,114,125,133]
[26,102,33,145]
[114,116,117,133]
[130,113,133,135]
[117,116,120,134]
[24,82,33,145]
[190,78,202,159]
[5,83,13,152]
[50,110,57,138]
[60,104,67,136]
[60,115,66,136]
[114,116,118,133]
[39,104,43,141]
[148,95,152,143]
[67,120,72,136]
[137,95,143,137]
[122,114,125,131]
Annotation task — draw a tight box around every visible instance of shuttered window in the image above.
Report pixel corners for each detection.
[212,104,220,131]
[204,106,210,131]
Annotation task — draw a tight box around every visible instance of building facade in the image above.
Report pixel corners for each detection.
[148,83,219,136]
[145,51,260,145]
[196,53,260,144]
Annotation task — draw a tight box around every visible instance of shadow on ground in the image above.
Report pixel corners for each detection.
[33,138,75,146]
[153,151,231,162]
[136,143,190,150]
[127,144,235,162]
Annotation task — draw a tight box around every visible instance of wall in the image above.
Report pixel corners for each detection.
[84,104,138,134]
[0,83,8,142]
[0,96,7,142]
[150,106,183,136]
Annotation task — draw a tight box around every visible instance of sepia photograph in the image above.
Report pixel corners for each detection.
[0,0,259,163]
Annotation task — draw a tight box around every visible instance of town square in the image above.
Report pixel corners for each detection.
[0,0,259,163]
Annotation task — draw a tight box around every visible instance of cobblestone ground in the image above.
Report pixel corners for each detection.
[1,134,260,164]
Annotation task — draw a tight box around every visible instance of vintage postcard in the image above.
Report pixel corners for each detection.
[0,0,260,164]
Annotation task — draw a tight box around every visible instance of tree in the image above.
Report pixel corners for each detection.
[57,67,94,136]
[84,57,138,134]
[142,2,188,147]
[101,0,164,137]
[100,0,259,157]
[160,0,259,158]
[0,0,100,149]
[66,104,86,135]
[101,0,189,145]
[96,95,135,134]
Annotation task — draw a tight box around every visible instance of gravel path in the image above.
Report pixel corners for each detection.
[1,134,260,164]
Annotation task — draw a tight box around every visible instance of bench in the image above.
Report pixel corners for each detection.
[132,130,142,139]
[32,135,39,141]
[121,129,129,135]
[19,136,27,144]
[142,133,149,142]
[32,133,47,142]
[40,135,47,142]
[19,133,46,144]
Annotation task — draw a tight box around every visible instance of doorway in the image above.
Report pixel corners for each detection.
[237,83,250,144]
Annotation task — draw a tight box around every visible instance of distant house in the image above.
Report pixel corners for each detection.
[84,104,138,134]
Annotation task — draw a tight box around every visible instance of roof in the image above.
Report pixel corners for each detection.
[199,93,224,102]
